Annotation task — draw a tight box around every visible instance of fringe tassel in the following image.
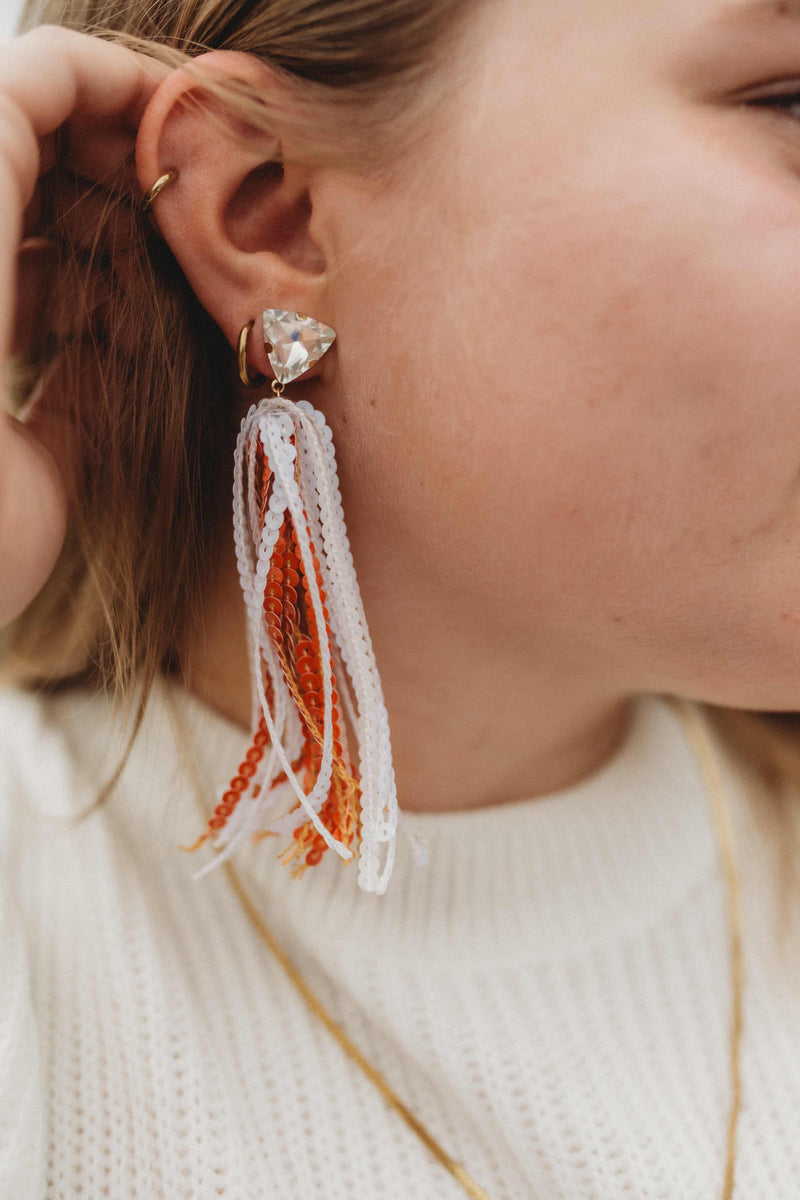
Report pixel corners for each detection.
[181,395,398,895]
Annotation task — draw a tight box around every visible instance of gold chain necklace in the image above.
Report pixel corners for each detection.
[166,688,744,1200]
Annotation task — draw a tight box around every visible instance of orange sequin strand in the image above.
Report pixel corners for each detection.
[264,509,362,875]
[182,433,361,876]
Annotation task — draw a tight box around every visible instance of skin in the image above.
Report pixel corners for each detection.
[0,27,169,624]
[6,1,800,813]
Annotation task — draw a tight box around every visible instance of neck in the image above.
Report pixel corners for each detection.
[179,524,636,816]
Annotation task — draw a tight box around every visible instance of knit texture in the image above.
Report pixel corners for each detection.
[0,675,799,1199]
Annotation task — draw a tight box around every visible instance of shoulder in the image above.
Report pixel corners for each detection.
[0,681,89,843]
[0,680,48,765]
[0,682,48,845]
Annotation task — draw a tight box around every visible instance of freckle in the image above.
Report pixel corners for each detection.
[368,397,376,408]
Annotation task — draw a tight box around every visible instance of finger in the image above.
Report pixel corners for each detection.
[0,25,171,203]
[2,25,171,132]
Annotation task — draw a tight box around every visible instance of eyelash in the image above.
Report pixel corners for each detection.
[743,87,800,120]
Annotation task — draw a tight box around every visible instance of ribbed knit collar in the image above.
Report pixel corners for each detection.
[161,677,724,964]
[33,674,728,965]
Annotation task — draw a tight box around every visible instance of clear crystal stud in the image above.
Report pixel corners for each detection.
[262,309,337,388]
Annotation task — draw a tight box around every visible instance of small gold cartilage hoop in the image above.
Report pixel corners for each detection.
[238,321,269,390]
[141,169,178,213]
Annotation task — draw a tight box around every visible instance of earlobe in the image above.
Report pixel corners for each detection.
[134,50,330,380]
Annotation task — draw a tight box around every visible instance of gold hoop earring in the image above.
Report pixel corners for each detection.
[237,320,269,389]
[141,169,178,213]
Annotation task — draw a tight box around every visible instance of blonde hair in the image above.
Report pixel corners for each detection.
[2,0,800,927]
[0,0,477,749]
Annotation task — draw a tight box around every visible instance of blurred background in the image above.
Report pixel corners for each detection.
[0,0,24,38]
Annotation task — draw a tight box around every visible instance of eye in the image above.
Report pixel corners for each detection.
[740,83,800,120]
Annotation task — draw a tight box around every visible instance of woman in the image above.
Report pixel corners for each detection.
[1,0,800,1195]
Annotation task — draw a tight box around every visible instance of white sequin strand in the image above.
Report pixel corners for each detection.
[195,393,398,895]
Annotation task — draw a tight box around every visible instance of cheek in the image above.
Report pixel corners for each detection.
[332,106,800,642]
[412,115,800,598]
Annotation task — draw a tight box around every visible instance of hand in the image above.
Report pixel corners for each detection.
[0,24,170,628]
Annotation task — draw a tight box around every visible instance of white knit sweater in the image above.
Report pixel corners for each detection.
[1,674,799,1200]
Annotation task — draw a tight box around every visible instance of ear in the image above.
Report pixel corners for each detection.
[134,50,331,384]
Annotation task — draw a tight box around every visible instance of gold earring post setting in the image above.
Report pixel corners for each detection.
[238,311,336,395]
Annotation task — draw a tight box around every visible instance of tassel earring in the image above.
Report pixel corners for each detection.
[182,310,398,896]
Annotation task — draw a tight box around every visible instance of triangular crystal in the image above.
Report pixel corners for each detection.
[262,309,337,387]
